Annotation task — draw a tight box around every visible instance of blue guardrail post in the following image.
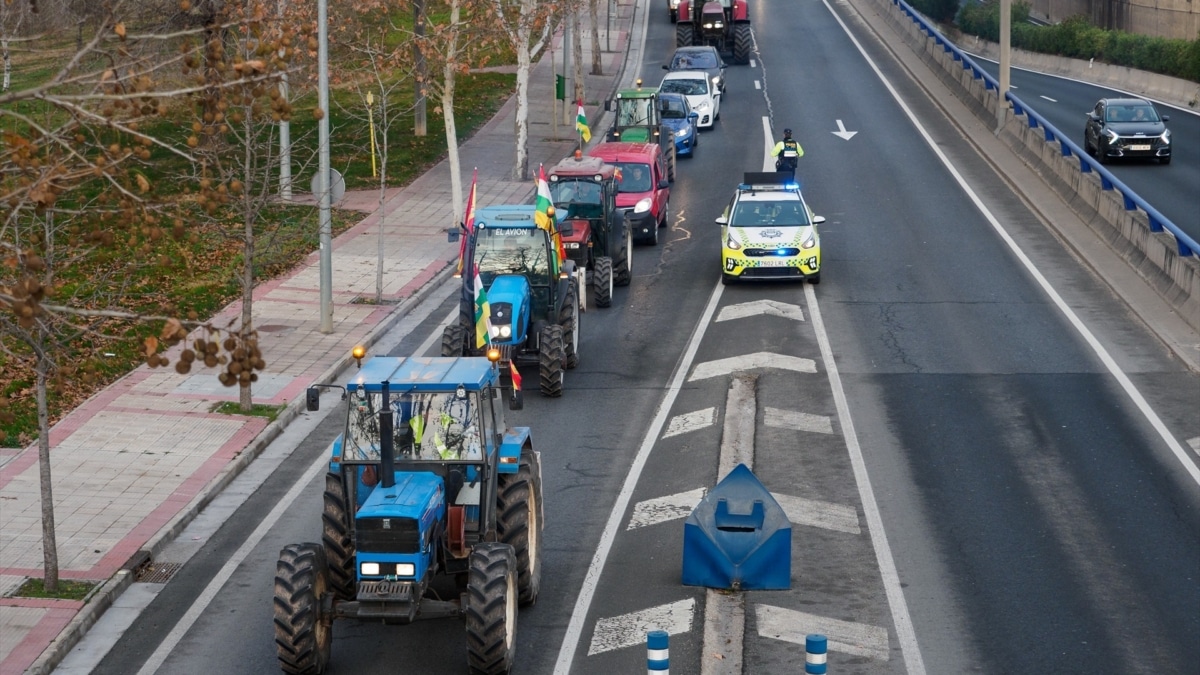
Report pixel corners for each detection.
[806,633,828,674]
[647,629,669,674]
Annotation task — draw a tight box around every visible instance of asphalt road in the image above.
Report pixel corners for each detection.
[75,0,1200,673]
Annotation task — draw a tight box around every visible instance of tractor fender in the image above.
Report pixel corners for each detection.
[327,434,345,472]
[677,0,691,19]
[554,259,577,318]
[498,428,533,473]
[732,0,748,21]
[487,274,533,345]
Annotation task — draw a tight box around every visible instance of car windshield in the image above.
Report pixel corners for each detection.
[550,179,604,219]
[671,52,717,69]
[660,78,707,96]
[474,227,549,284]
[1107,105,1159,122]
[346,389,483,461]
[660,98,689,119]
[730,199,810,227]
[613,162,653,192]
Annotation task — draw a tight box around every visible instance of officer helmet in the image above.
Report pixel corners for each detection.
[783,128,792,138]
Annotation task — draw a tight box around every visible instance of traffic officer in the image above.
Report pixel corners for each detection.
[770,128,804,173]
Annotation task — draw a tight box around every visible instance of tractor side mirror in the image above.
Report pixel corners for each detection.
[305,387,320,411]
[509,388,524,411]
[447,226,461,242]
[559,220,574,236]
[604,99,613,112]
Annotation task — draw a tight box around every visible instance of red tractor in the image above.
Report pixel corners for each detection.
[675,0,751,66]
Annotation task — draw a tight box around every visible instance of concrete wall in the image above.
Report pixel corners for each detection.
[879,0,1200,330]
[1028,0,1200,41]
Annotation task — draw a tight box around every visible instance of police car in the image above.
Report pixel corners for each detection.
[717,173,825,285]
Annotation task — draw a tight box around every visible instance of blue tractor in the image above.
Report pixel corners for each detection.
[442,205,581,397]
[274,354,542,675]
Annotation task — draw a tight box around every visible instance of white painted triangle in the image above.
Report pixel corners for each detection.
[764,407,833,434]
[663,407,717,438]
[628,487,706,530]
[716,299,805,323]
[689,352,816,381]
[1188,436,1199,455]
[755,604,889,660]
[771,492,861,534]
[588,598,696,656]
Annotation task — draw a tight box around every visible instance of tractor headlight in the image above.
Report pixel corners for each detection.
[361,562,380,576]
[725,232,741,250]
[395,563,416,577]
[634,197,653,214]
[489,324,512,339]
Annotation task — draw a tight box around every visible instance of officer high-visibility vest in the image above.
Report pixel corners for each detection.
[780,139,800,159]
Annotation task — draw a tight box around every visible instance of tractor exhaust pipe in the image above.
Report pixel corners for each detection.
[379,380,395,488]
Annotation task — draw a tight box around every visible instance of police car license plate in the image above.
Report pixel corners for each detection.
[758,259,790,267]
[1129,144,1152,151]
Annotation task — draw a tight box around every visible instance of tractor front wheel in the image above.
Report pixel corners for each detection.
[676,23,694,48]
[442,323,468,357]
[274,543,332,675]
[559,282,580,369]
[465,544,519,675]
[594,257,614,308]
[614,227,632,287]
[497,449,543,605]
[733,24,752,65]
[321,473,355,600]
[538,324,565,397]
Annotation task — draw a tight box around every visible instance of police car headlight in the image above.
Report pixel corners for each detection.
[725,232,741,250]
[634,197,652,214]
[802,235,817,249]
[361,562,380,576]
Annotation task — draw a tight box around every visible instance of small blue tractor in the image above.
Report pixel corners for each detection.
[273,353,542,675]
[442,205,581,397]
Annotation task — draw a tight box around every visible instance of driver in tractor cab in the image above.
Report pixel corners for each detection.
[770,128,804,174]
[619,97,651,126]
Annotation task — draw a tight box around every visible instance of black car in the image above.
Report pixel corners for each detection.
[663,46,726,95]
[1083,97,1172,165]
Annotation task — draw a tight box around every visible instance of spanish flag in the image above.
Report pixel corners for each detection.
[534,164,566,269]
[510,362,522,392]
[576,100,591,142]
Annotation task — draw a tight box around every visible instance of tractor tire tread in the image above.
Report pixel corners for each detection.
[273,543,331,675]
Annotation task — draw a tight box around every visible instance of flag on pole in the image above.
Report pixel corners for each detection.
[473,263,490,349]
[510,362,522,392]
[575,100,591,142]
[456,169,478,276]
[534,164,566,270]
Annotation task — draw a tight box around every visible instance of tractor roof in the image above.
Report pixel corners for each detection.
[472,205,539,230]
[348,357,500,393]
[615,86,659,99]
[549,153,617,180]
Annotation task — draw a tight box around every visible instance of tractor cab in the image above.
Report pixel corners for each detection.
[604,80,678,183]
[548,152,622,275]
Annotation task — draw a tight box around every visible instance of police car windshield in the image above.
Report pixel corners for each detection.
[730,198,810,227]
[475,228,548,283]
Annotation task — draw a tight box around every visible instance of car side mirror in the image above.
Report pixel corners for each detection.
[812,215,827,224]
[447,227,460,242]
[1162,114,1170,122]
[689,112,699,120]
[715,216,728,225]
[658,179,670,189]
[662,64,670,70]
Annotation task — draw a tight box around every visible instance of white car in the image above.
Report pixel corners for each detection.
[659,70,720,129]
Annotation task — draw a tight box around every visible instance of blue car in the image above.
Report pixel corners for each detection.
[659,92,699,158]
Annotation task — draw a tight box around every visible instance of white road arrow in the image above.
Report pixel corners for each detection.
[831,119,858,141]
[756,604,890,660]
[689,352,816,381]
[716,299,805,323]
[588,598,696,655]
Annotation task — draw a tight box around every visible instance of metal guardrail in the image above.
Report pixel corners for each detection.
[890,0,1200,260]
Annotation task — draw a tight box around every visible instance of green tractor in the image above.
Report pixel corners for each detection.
[603,80,678,183]
[275,354,541,675]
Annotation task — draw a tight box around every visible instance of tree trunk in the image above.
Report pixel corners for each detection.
[444,0,463,224]
[376,99,388,304]
[572,6,585,104]
[36,353,60,593]
[590,0,602,75]
[414,0,428,136]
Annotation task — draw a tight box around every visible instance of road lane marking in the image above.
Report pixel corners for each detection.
[756,604,890,660]
[553,282,727,674]
[689,352,816,381]
[764,406,833,434]
[1040,95,1057,103]
[773,493,862,535]
[715,299,805,323]
[662,407,718,438]
[627,488,707,529]
[587,598,696,656]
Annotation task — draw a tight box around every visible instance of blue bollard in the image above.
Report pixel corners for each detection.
[647,629,669,674]
[805,633,827,674]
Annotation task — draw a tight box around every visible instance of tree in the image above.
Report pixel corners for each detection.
[486,0,553,181]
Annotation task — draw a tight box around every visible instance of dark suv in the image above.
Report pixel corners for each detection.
[1083,97,1172,165]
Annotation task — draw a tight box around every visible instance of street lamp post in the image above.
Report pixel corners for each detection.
[997,0,1011,132]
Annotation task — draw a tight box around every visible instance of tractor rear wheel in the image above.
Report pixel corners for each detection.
[497,449,543,605]
[321,473,355,600]
[274,543,332,675]
[442,323,468,357]
[733,24,752,64]
[665,134,677,183]
[594,257,614,308]
[559,282,579,369]
[676,23,694,48]
[538,324,565,397]
[465,544,519,675]
[614,227,632,287]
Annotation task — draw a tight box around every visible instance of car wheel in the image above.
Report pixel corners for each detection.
[1160,155,1171,165]
[1097,144,1109,164]
[721,273,736,286]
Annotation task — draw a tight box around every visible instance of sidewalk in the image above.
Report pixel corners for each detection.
[0,3,642,672]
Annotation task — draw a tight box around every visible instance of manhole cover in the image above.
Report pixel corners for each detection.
[136,562,183,584]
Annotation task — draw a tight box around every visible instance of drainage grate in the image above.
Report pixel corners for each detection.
[136,562,183,584]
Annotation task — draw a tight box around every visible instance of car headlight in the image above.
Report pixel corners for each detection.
[694,100,710,112]
[712,76,721,88]
[634,197,653,214]
[1103,128,1119,142]
[361,562,380,576]
[725,232,741,250]
[489,324,512,339]
[1160,129,1171,144]
[801,235,817,249]
[676,125,691,137]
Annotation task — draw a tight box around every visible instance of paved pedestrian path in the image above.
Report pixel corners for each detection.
[0,3,640,672]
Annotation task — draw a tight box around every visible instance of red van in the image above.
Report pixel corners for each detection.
[587,141,670,246]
